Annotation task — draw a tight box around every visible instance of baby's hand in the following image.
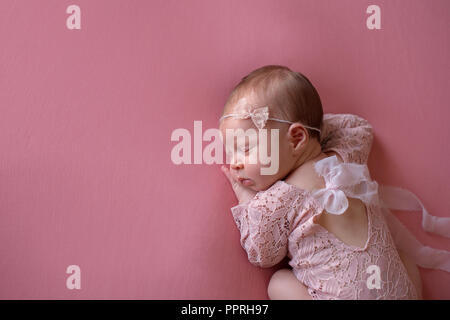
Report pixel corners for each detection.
[221,165,257,204]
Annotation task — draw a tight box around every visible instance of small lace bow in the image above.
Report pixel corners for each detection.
[219,106,270,129]
[311,155,379,215]
[242,106,270,129]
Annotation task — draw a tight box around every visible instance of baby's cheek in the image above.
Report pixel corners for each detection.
[248,163,277,183]
[245,162,261,177]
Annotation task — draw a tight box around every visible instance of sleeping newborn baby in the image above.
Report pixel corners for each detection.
[219,65,422,299]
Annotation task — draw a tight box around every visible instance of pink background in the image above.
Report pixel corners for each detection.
[0,0,449,299]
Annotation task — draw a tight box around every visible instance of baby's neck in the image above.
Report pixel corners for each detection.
[294,139,326,169]
[284,140,328,182]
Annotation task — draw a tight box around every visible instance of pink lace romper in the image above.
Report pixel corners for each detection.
[230,114,450,300]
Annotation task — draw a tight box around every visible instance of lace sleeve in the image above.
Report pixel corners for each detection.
[320,113,374,164]
[230,182,306,268]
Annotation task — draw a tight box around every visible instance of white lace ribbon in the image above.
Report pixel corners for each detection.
[311,155,379,215]
[311,188,349,215]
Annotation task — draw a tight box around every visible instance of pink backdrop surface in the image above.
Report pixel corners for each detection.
[0,0,449,299]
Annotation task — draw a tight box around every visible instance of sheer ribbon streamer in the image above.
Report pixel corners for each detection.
[378,185,450,273]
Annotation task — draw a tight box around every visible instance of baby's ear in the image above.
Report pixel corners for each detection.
[287,123,308,150]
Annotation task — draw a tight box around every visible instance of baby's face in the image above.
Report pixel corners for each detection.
[219,118,296,192]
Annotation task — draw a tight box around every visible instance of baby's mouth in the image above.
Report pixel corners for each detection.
[238,177,254,186]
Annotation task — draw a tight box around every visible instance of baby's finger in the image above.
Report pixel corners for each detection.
[220,165,231,179]
[221,165,236,184]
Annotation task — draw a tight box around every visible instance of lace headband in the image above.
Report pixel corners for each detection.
[219,106,321,133]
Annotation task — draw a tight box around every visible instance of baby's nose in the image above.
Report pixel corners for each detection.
[230,161,244,170]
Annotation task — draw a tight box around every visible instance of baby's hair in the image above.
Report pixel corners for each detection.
[223,65,323,141]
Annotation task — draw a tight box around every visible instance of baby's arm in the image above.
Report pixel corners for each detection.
[230,183,307,268]
[320,113,374,164]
